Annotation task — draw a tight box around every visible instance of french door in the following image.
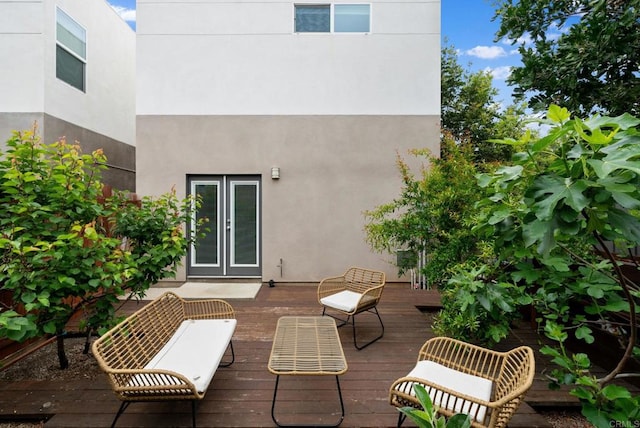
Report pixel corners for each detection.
[188,175,261,277]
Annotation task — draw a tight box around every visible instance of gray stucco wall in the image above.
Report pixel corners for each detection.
[137,114,439,282]
[0,113,45,144]
[0,113,135,191]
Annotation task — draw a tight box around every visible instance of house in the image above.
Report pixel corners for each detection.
[0,0,136,191]
[136,0,440,283]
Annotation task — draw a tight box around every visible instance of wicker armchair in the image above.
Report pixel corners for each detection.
[389,337,535,428]
[318,266,386,349]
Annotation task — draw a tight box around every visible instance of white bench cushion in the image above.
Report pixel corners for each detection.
[400,360,493,423]
[320,290,364,312]
[143,319,236,393]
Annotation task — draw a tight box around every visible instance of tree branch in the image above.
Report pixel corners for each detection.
[592,232,637,386]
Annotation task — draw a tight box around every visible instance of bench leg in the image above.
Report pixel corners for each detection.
[219,340,235,367]
[110,402,130,428]
[111,400,198,428]
[271,375,345,427]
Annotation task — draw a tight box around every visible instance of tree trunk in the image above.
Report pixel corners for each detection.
[594,233,637,385]
[57,334,69,369]
[83,329,91,355]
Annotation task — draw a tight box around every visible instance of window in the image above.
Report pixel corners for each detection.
[294,4,370,33]
[295,5,330,32]
[334,4,370,32]
[56,8,86,91]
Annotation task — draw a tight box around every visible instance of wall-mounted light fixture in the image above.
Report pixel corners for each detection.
[271,167,280,179]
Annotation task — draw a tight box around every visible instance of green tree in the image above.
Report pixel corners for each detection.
[111,189,197,299]
[364,44,532,286]
[441,41,530,163]
[364,134,483,288]
[432,264,532,346]
[471,105,640,425]
[494,0,640,116]
[0,127,203,368]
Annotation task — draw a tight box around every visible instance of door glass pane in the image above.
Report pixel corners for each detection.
[232,183,258,265]
[194,183,219,265]
[295,5,330,32]
[335,4,370,32]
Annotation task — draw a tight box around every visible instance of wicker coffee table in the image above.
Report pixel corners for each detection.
[268,316,348,427]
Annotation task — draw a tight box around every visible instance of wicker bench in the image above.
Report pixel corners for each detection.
[92,291,236,428]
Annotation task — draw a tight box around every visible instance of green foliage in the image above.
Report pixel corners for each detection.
[0,127,129,342]
[433,265,532,346]
[473,105,640,425]
[398,384,471,428]
[371,40,533,343]
[0,126,203,361]
[494,0,640,116]
[365,41,532,289]
[441,40,531,163]
[364,135,483,288]
[540,331,640,426]
[111,189,199,300]
[369,101,640,423]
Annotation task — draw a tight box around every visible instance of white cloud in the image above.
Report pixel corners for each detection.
[465,46,507,60]
[499,32,530,46]
[485,66,512,80]
[548,22,569,40]
[526,120,552,137]
[110,5,136,22]
[503,26,566,47]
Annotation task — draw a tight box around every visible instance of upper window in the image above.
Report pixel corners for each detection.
[334,5,370,32]
[56,8,86,92]
[295,4,370,33]
[295,5,330,32]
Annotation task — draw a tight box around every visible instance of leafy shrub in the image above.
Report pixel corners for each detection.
[0,126,204,367]
[472,105,640,425]
[433,265,531,346]
[365,134,484,288]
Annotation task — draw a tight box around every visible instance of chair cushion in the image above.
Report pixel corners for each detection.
[320,290,363,312]
[143,319,236,393]
[397,360,493,423]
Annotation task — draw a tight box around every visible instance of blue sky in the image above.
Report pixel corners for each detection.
[108,0,136,29]
[107,0,520,104]
[441,0,520,104]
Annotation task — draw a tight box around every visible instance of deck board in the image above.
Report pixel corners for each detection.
[0,282,593,427]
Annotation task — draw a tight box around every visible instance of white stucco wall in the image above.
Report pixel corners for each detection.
[0,0,45,113]
[137,0,440,115]
[1,0,136,146]
[136,0,441,281]
[44,0,136,146]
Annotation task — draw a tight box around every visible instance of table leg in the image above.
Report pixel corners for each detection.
[271,375,345,427]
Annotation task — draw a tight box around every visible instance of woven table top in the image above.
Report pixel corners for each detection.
[268,316,348,376]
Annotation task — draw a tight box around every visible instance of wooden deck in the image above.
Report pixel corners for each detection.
[0,282,585,427]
